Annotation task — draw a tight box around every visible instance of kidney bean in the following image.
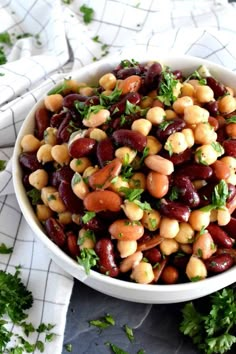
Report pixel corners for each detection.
[56,112,72,143]
[69,137,97,158]
[67,231,79,258]
[109,219,144,241]
[143,248,162,264]
[84,95,100,106]
[204,101,218,117]
[50,111,66,128]
[223,216,236,239]
[96,138,115,167]
[175,163,213,180]
[172,70,183,80]
[63,93,87,109]
[19,152,42,171]
[216,126,227,144]
[173,254,190,270]
[35,107,50,139]
[22,174,31,189]
[212,160,231,180]
[223,139,236,157]
[137,234,164,252]
[83,216,106,234]
[206,77,227,99]
[198,183,214,207]
[204,253,234,273]
[143,62,162,92]
[89,158,122,190]
[206,223,233,248]
[159,199,191,222]
[161,148,192,165]
[111,114,137,130]
[156,118,186,142]
[58,180,83,214]
[83,190,122,212]
[208,116,219,131]
[95,238,119,277]
[161,265,179,284]
[227,183,236,203]
[174,176,200,208]
[109,92,141,116]
[50,165,74,188]
[112,129,147,152]
[45,217,66,247]
[227,193,236,215]
[116,66,142,79]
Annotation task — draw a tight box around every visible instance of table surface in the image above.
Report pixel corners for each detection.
[62,280,235,354]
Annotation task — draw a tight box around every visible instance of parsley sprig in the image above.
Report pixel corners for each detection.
[200,180,229,212]
[77,248,99,274]
[157,70,178,106]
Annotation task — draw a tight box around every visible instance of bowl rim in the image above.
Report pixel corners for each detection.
[12,53,236,296]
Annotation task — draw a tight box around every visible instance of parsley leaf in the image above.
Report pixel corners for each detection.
[133,200,152,211]
[65,343,73,352]
[99,85,122,106]
[26,188,42,205]
[124,324,134,342]
[89,313,115,331]
[0,47,7,65]
[0,160,6,171]
[0,243,13,254]
[226,115,236,124]
[0,32,12,45]
[80,4,94,24]
[47,78,71,95]
[119,187,144,201]
[157,70,178,106]
[105,342,129,354]
[82,211,96,224]
[77,248,99,274]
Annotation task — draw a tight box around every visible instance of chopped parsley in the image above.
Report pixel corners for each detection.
[82,211,96,224]
[65,343,73,352]
[168,186,180,201]
[225,115,236,124]
[157,70,178,106]
[0,243,13,254]
[0,47,7,65]
[133,200,152,211]
[47,77,71,95]
[105,342,129,354]
[120,59,139,68]
[124,324,134,342]
[89,313,115,331]
[99,85,122,106]
[0,32,12,45]
[0,160,6,171]
[26,188,42,205]
[80,4,94,24]
[158,120,173,131]
[77,248,99,274]
[119,187,144,201]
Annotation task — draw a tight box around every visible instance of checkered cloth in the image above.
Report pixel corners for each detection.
[1,0,236,352]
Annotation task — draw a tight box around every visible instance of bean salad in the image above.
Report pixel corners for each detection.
[19,59,236,285]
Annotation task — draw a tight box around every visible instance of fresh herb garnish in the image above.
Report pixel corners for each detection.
[168,186,179,201]
[158,120,173,131]
[26,188,42,205]
[47,78,71,95]
[133,200,152,211]
[211,141,224,155]
[157,70,178,106]
[77,248,99,274]
[80,4,94,24]
[105,342,129,354]
[120,59,139,68]
[0,160,6,171]
[77,230,96,246]
[0,243,13,254]
[99,85,122,106]
[125,100,148,116]
[65,343,73,352]
[225,115,236,124]
[0,32,12,45]
[119,187,144,201]
[82,211,96,224]
[140,146,149,164]
[89,313,115,331]
[124,324,134,342]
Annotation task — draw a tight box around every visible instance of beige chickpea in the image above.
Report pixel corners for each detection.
[184,105,209,124]
[220,156,236,172]
[47,192,67,213]
[62,79,82,94]
[140,96,153,109]
[115,146,137,165]
[122,200,144,221]
[44,94,63,112]
[160,238,179,256]
[186,255,207,281]
[188,79,201,88]
[181,128,195,148]
[226,172,236,186]
[141,209,161,231]
[36,204,53,221]
[79,86,94,96]
[89,128,107,141]
[217,207,231,226]
[82,109,110,128]
[195,144,219,165]
[160,217,179,238]
[165,109,177,120]
[193,231,216,259]
[21,134,41,152]
[172,96,193,115]
[218,95,236,114]
[109,176,129,195]
[226,86,235,96]
[175,222,195,244]
[83,166,99,179]
[51,144,70,165]
[41,186,57,206]
[29,169,48,190]
[129,172,146,189]
[164,132,188,154]
[210,209,218,222]
[181,83,195,97]
[117,240,137,258]
[189,210,211,231]
[71,213,81,225]
[36,144,53,164]
[43,127,58,146]
[195,85,214,103]
[146,136,162,155]
[78,228,95,250]
[70,157,92,173]
[71,173,89,200]
[58,211,72,225]
[131,118,152,136]
[120,251,143,273]
[130,262,154,284]
[99,73,117,90]
[146,106,166,125]
[194,123,217,145]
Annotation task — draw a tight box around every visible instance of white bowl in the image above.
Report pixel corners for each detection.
[12,54,236,304]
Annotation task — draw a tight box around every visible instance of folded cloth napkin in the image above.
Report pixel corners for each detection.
[0,0,236,353]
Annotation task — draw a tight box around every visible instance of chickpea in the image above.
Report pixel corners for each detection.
[70,157,92,173]
[186,255,207,281]
[175,222,195,244]
[188,79,200,88]
[210,209,218,222]
[182,128,194,148]
[29,169,48,190]
[141,209,161,231]
[146,106,166,125]
[117,240,137,258]
[83,166,99,178]
[217,207,231,226]
[51,144,70,165]
[160,217,179,238]
[165,109,177,120]
[43,127,58,146]
[184,105,209,124]
[140,96,153,109]
[115,146,137,165]
[71,173,89,200]
[218,95,236,114]
[189,210,211,231]
[225,123,236,138]
[21,134,41,152]
[160,238,179,255]
[122,200,144,221]
[129,172,146,189]
[180,243,192,254]
[195,144,219,165]
[120,251,143,273]
[220,156,236,172]
[37,144,53,164]
[172,96,193,115]
[226,86,235,96]
[109,176,129,195]
[44,94,63,112]
[89,128,107,141]
[79,86,94,96]
[193,231,216,259]
[78,228,95,250]
[130,262,154,284]
[47,192,66,213]
[195,85,214,103]
[131,118,152,136]
[194,123,217,145]
[62,79,82,94]
[181,83,195,97]
[146,136,162,155]
[226,173,236,186]
[36,204,53,221]
[58,211,72,225]
[164,132,188,154]
[99,73,117,90]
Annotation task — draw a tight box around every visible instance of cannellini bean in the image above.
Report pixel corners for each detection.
[186,255,207,281]
[144,155,174,175]
[120,251,143,272]
[117,240,137,258]
[21,134,41,152]
[130,262,154,284]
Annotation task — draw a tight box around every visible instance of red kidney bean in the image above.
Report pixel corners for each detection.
[204,253,234,273]
[174,176,200,208]
[50,111,67,128]
[58,180,84,214]
[95,238,119,277]
[96,138,115,167]
[111,114,138,130]
[112,129,147,152]
[116,67,142,79]
[222,217,236,239]
[50,165,74,188]
[206,77,227,99]
[67,231,79,258]
[83,216,106,234]
[227,183,236,203]
[216,126,227,144]
[153,258,168,283]
[159,199,190,222]
[156,118,186,142]
[173,254,190,270]
[45,217,66,248]
[223,139,236,157]
[144,248,162,264]
[175,163,213,180]
[63,93,87,109]
[19,152,42,171]
[204,101,218,117]
[208,116,219,131]
[69,137,97,158]
[35,107,50,139]
[84,95,100,106]
[197,183,215,207]
[172,70,183,80]
[206,223,233,248]
[56,112,72,143]
[144,62,162,91]
[22,174,31,189]
[161,148,192,165]
[109,92,141,116]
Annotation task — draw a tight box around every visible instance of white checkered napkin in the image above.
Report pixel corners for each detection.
[1,0,236,353]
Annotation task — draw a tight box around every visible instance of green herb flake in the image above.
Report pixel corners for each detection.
[100,85,122,106]
[77,248,99,274]
[105,342,129,354]
[164,141,173,156]
[0,160,6,171]
[158,120,173,131]
[26,188,41,205]
[0,32,12,45]
[124,324,135,342]
[133,200,152,211]
[0,243,13,254]
[0,47,7,65]
[65,343,73,352]
[82,211,96,224]
[119,187,144,201]
[157,70,178,106]
[225,115,236,124]
[168,186,179,201]
[211,141,224,155]
[80,4,94,24]
[89,313,115,331]
[190,276,202,282]
[47,77,71,95]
